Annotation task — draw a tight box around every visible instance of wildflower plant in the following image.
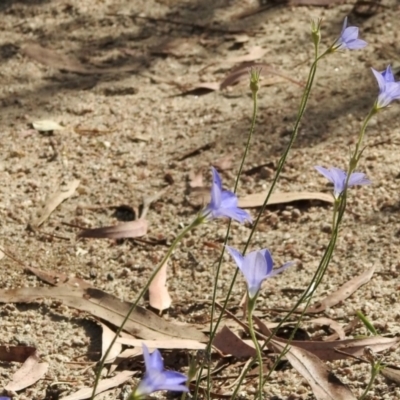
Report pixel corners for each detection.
[201,167,252,223]
[130,344,188,399]
[315,166,371,200]
[372,65,400,110]
[226,246,293,398]
[90,15,399,400]
[332,17,367,51]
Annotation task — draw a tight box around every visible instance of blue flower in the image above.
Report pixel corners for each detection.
[202,167,252,224]
[132,344,188,399]
[226,246,292,299]
[334,17,367,50]
[315,166,370,199]
[372,65,400,109]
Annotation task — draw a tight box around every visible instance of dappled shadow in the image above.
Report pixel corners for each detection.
[0,0,385,154]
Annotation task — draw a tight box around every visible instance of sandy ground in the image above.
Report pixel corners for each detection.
[1,0,400,399]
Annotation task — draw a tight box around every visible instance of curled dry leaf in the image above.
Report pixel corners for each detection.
[116,337,206,350]
[189,169,204,188]
[60,370,135,400]
[0,287,207,342]
[100,322,123,363]
[33,179,80,227]
[225,46,266,64]
[254,316,400,362]
[213,155,233,171]
[78,218,148,239]
[188,189,334,209]
[148,262,172,312]
[380,366,400,385]
[32,119,65,132]
[25,265,92,289]
[22,43,144,74]
[213,326,256,358]
[5,351,49,392]
[311,318,346,341]
[270,340,357,400]
[0,346,37,363]
[238,191,334,208]
[306,267,375,314]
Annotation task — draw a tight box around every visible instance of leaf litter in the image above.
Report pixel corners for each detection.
[32,179,80,228]
[4,351,48,392]
[2,1,400,399]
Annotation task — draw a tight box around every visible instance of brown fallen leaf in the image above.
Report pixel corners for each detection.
[380,366,400,385]
[5,351,48,391]
[150,37,203,58]
[25,265,92,289]
[60,370,136,400]
[32,120,65,132]
[323,318,360,342]
[116,337,206,350]
[311,318,346,341]
[235,0,344,19]
[0,287,207,342]
[305,267,375,314]
[213,325,257,358]
[109,348,143,375]
[178,82,220,96]
[176,142,215,161]
[22,43,144,75]
[225,46,266,64]
[270,340,357,400]
[0,346,37,362]
[188,189,334,209]
[99,322,123,363]
[213,156,233,171]
[254,316,399,362]
[189,169,204,188]
[33,179,80,227]
[78,219,148,239]
[238,191,334,208]
[148,262,172,312]
[288,0,345,5]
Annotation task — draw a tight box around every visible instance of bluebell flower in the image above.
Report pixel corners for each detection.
[226,246,292,299]
[334,17,367,50]
[315,166,370,199]
[202,167,252,224]
[132,344,188,399]
[371,65,400,109]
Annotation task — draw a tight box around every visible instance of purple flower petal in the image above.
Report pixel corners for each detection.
[227,247,292,299]
[226,246,244,270]
[315,166,370,198]
[210,167,222,209]
[202,168,252,224]
[134,344,188,397]
[336,17,367,50]
[372,65,400,109]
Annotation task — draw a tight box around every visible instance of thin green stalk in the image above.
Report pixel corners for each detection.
[231,174,351,398]
[211,50,326,399]
[351,107,377,168]
[194,69,261,399]
[248,300,263,400]
[359,361,381,400]
[90,217,202,400]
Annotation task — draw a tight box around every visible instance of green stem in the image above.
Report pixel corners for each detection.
[218,52,326,400]
[194,70,260,399]
[351,107,377,168]
[359,362,381,400]
[90,217,202,400]
[248,299,263,400]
